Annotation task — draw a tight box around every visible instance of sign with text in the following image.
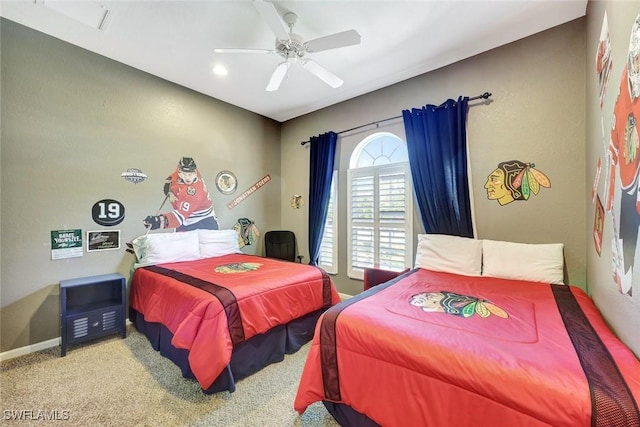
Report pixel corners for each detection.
[87,230,120,252]
[51,229,83,260]
[227,174,271,209]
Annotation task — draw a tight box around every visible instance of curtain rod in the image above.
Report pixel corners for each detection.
[300,92,492,146]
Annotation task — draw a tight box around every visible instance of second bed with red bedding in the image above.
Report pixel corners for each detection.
[294,268,640,426]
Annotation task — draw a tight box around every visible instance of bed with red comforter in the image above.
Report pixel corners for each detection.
[294,268,640,426]
[129,253,340,394]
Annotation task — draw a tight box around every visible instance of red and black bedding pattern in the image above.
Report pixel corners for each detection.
[131,253,341,390]
[143,265,246,344]
[295,269,640,427]
[319,270,411,401]
[142,263,334,346]
[551,284,639,427]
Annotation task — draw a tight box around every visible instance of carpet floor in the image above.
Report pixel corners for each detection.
[0,325,340,427]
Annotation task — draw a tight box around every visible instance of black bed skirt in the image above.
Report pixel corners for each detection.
[129,307,324,394]
[322,401,380,427]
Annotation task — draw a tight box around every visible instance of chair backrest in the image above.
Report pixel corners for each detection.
[264,230,296,262]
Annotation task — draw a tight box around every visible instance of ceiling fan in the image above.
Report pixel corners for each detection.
[213,0,361,91]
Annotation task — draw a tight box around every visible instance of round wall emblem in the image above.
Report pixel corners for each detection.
[216,170,238,195]
[92,199,125,226]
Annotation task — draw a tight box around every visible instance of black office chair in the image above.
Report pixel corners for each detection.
[264,230,302,262]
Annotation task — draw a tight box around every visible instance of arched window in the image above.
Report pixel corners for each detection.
[347,132,413,279]
[350,132,409,168]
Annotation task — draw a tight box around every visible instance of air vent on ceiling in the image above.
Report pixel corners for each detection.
[37,0,110,31]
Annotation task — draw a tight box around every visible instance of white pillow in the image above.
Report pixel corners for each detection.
[414,234,483,277]
[131,230,201,266]
[198,229,241,258]
[482,239,565,284]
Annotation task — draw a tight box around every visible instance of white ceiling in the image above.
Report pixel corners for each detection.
[1,0,587,122]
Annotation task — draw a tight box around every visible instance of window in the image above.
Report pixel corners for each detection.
[318,171,337,274]
[347,133,412,279]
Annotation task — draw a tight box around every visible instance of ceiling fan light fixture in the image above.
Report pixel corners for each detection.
[215,1,359,92]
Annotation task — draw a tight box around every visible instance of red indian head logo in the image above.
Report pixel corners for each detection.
[214,263,262,274]
[409,291,508,319]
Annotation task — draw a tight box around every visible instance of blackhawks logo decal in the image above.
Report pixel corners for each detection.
[409,291,508,319]
[214,263,262,274]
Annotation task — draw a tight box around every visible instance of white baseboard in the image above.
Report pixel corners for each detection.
[0,320,134,362]
[339,292,353,301]
[0,337,60,362]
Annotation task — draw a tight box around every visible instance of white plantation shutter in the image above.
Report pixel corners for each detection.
[318,172,337,274]
[350,175,374,271]
[379,168,408,270]
[348,163,412,279]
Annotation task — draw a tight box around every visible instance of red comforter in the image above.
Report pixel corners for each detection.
[130,253,340,390]
[294,268,640,427]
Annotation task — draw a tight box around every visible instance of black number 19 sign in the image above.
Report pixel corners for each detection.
[92,199,125,226]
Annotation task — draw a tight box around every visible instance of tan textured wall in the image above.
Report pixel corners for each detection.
[282,19,587,297]
[585,1,640,357]
[0,19,282,352]
[8,12,635,357]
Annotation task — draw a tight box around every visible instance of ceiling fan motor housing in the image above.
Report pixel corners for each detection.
[275,33,306,59]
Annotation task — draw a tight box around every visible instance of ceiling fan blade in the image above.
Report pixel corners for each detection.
[305,29,361,53]
[266,62,290,91]
[214,48,275,54]
[253,0,290,41]
[303,59,343,88]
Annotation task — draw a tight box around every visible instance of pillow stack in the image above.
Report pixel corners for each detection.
[131,229,241,267]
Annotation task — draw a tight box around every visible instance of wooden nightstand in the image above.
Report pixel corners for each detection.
[363,267,410,291]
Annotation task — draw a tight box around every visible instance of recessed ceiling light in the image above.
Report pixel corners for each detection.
[212,65,228,76]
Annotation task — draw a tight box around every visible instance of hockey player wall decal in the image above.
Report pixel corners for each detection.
[604,14,640,297]
[143,157,219,232]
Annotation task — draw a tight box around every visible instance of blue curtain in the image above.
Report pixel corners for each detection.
[402,96,473,237]
[308,131,338,265]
